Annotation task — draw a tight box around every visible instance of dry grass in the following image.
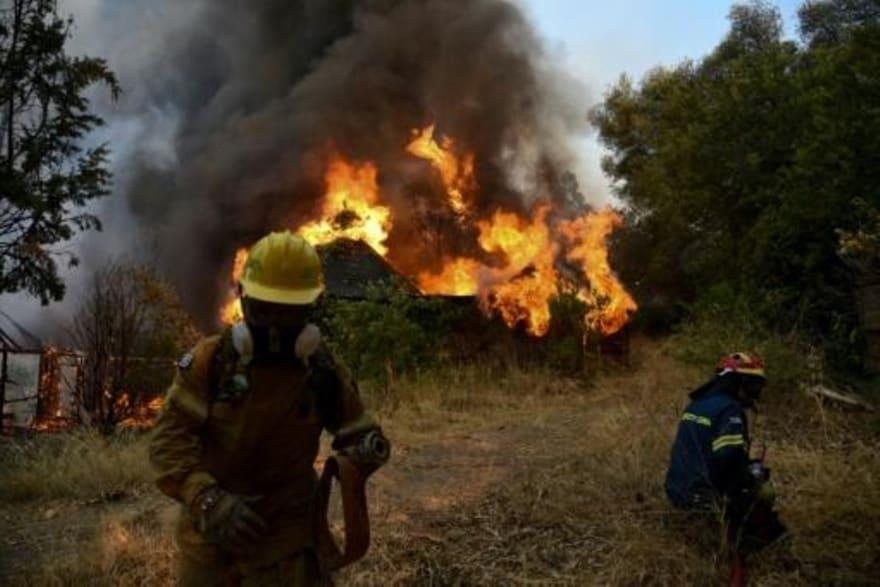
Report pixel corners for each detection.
[2,341,879,585]
[348,344,880,585]
[4,506,177,587]
[0,429,153,502]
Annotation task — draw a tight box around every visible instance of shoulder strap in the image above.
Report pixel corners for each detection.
[207,326,239,402]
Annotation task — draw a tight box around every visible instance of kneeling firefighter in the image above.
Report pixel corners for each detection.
[665,352,786,556]
[150,231,390,586]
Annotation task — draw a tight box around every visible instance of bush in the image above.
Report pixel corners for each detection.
[318,281,463,386]
[668,284,809,393]
[545,288,589,374]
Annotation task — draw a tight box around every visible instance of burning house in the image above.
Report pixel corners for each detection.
[112,0,638,341]
[1,310,169,435]
[0,312,84,433]
[1,312,45,431]
[4,1,645,434]
[217,136,637,344]
[317,238,418,299]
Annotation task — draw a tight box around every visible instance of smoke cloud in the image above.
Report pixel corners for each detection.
[61,0,594,328]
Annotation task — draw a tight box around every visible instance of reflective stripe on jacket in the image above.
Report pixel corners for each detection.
[665,379,750,508]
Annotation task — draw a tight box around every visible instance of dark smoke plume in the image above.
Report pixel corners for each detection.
[118,0,588,326]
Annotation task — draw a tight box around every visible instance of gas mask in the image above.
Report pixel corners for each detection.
[738,375,766,409]
[241,296,311,357]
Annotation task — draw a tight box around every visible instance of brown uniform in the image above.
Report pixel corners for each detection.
[149,329,376,585]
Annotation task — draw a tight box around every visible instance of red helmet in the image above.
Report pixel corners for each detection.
[716,351,766,379]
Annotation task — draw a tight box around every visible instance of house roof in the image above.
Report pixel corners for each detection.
[0,309,42,350]
[317,238,418,299]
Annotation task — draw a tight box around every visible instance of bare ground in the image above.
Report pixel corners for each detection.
[0,397,588,581]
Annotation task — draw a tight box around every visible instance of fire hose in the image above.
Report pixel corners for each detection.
[729,446,768,587]
[729,444,787,587]
[316,428,389,573]
[316,455,372,572]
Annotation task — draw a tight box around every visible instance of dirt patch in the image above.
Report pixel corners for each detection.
[0,490,169,577]
[0,381,601,584]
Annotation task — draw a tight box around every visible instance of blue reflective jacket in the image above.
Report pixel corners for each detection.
[665,379,751,508]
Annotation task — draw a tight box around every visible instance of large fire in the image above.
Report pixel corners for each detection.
[220,158,391,325]
[297,158,392,254]
[407,124,475,216]
[219,125,637,337]
[417,257,482,297]
[418,204,637,336]
[418,205,561,335]
[560,212,638,336]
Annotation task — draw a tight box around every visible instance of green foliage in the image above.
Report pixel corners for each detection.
[0,0,119,303]
[593,0,880,373]
[839,199,880,273]
[799,0,880,47]
[669,284,809,393]
[319,281,463,384]
[545,287,589,374]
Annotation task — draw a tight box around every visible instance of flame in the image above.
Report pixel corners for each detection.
[215,125,637,337]
[477,206,553,273]
[477,206,558,336]
[418,206,559,335]
[418,257,481,296]
[297,157,392,255]
[232,248,249,281]
[417,206,636,336]
[220,248,248,325]
[117,393,165,429]
[488,250,558,336]
[220,300,242,327]
[560,210,638,335]
[219,157,392,326]
[407,125,475,216]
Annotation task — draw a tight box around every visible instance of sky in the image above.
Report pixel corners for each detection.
[2,0,810,337]
[520,0,804,92]
[515,0,806,207]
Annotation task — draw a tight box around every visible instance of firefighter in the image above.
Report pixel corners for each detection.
[150,231,389,586]
[665,351,786,553]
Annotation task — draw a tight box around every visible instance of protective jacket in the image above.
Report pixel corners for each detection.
[149,323,379,575]
[665,378,752,508]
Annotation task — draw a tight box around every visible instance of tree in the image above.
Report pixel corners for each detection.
[799,0,880,47]
[593,1,880,371]
[715,0,784,58]
[0,0,119,303]
[71,260,199,432]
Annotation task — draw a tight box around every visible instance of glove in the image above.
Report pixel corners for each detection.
[191,486,267,552]
[755,480,776,505]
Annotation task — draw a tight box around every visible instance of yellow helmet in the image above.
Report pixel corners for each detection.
[239,231,324,305]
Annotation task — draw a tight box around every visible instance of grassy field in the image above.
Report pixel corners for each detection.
[1,339,878,585]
